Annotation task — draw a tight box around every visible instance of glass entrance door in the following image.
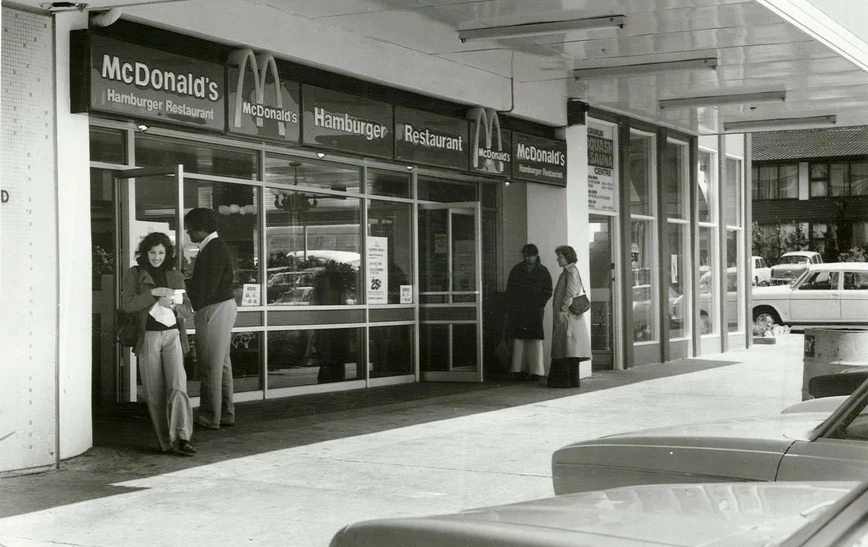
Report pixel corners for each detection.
[417,203,483,382]
[589,215,618,370]
[113,166,184,403]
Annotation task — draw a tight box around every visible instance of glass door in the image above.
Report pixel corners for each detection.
[417,202,483,382]
[114,166,184,403]
[589,215,617,369]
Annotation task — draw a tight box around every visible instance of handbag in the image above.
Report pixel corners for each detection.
[569,271,591,316]
[116,310,139,347]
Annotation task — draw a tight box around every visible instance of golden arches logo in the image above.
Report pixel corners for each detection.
[228,48,289,137]
[468,107,508,173]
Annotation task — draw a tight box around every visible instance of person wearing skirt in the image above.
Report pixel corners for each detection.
[549,245,591,388]
[505,244,552,380]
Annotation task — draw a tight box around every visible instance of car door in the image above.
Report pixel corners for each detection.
[789,270,841,322]
[841,271,868,323]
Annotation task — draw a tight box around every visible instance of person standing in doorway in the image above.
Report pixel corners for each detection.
[549,245,591,388]
[505,244,552,380]
[185,208,238,429]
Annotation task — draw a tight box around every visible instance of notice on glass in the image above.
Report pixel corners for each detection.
[587,125,615,213]
[400,285,413,304]
[241,284,260,307]
[367,236,388,304]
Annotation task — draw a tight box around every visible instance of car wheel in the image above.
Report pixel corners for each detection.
[759,280,770,287]
[753,307,781,329]
[699,313,712,334]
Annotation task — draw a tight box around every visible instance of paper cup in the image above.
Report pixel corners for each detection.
[173,289,185,305]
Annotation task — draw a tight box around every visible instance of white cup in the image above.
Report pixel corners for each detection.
[173,289,185,305]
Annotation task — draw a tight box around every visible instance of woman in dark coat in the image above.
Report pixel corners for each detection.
[505,244,553,379]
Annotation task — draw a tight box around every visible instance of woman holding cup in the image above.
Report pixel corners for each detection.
[121,232,197,456]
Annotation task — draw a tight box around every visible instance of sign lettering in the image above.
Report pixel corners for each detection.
[227,49,300,141]
[301,85,393,159]
[587,124,616,213]
[512,132,568,186]
[468,107,511,175]
[395,106,468,169]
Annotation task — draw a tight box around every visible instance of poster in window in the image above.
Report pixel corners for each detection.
[367,236,388,304]
[587,125,615,213]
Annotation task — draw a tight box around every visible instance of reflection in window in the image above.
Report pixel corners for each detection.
[368,200,413,304]
[265,155,361,193]
[418,176,476,202]
[181,180,260,306]
[265,187,361,306]
[90,126,126,164]
[631,220,655,342]
[799,271,839,291]
[725,157,744,226]
[630,131,654,216]
[726,230,743,333]
[370,325,413,378]
[668,223,689,339]
[367,168,410,198]
[136,134,258,179]
[698,227,717,335]
[698,150,713,223]
[267,328,362,388]
[663,140,689,219]
[185,332,262,395]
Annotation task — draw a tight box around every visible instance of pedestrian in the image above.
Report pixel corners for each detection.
[505,244,552,380]
[121,232,196,456]
[549,245,591,388]
[185,207,238,429]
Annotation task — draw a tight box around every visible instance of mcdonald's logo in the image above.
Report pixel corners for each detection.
[468,107,511,174]
[227,48,300,140]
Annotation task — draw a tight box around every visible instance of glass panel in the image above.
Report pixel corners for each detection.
[369,325,414,378]
[810,163,828,178]
[830,163,849,196]
[778,164,798,199]
[418,208,449,292]
[367,168,410,198]
[726,230,743,333]
[697,150,713,223]
[751,166,759,201]
[185,331,262,395]
[629,131,654,216]
[725,157,743,226]
[668,223,689,339]
[368,200,413,304]
[851,162,868,196]
[811,223,829,258]
[844,271,868,290]
[799,271,838,290]
[451,212,477,293]
[265,155,361,193]
[181,181,260,306]
[264,188,361,306]
[698,226,717,335]
[481,182,498,208]
[662,140,689,219]
[90,126,126,164]
[758,165,776,200]
[91,169,118,404]
[418,176,476,202]
[135,135,258,179]
[589,218,613,358]
[631,219,656,342]
[810,179,828,197]
[420,324,449,371]
[267,328,363,387]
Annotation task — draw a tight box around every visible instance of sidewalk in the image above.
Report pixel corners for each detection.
[0,334,806,546]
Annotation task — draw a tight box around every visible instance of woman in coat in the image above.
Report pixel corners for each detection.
[121,232,197,456]
[549,245,592,388]
[505,244,552,379]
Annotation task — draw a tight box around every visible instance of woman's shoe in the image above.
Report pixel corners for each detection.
[176,440,197,455]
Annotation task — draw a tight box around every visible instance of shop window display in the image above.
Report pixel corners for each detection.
[267,328,363,388]
[368,200,413,304]
[631,220,656,342]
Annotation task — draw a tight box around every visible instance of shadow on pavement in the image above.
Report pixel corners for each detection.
[0,356,736,518]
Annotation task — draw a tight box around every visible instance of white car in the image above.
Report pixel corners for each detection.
[752,263,868,328]
[770,251,823,285]
[753,255,771,286]
[551,375,868,496]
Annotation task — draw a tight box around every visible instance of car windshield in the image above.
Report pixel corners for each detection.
[779,256,810,265]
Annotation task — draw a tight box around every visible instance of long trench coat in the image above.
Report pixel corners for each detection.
[551,263,592,360]
[504,260,553,340]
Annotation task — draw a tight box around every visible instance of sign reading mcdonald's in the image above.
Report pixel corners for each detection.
[468,107,512,175]
[71,33,225,131]
[395,106,468,170]
[512,132,568,187]
[226,49,301,142]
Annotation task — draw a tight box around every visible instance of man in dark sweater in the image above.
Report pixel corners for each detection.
[185,208,238,429]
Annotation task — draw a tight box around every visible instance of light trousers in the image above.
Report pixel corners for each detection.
[139,329,193,451]
[510,338,545,376]
[194,299,237,428]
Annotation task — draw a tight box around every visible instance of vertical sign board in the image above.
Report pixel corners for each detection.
[226,49,301,143]
[587,125,616,212]
[301,85,394,159]
[394,106,469,170]
[469,108,512,176]
[367,236,389,304]
[73,33,225,131]
[512,132,567,186]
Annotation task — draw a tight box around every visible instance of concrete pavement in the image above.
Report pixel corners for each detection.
[0,334,806,546]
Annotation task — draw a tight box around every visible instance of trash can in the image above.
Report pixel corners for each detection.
[802,327,868,400]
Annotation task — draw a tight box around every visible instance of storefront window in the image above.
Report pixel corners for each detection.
[90,127,126,164]
[724,157,743,227]
[369,325,413,378]
[135,135,259,180]
[267,328,363,388]
[668,222,689,339]
[726,230,743,332]
[367,168,411,198]
[663,140,689,219]
[698,227,717,335]
[368,200,413,304]
[631,219,656,342]
[418,176,477,202]
[185,332,262,395]
[265,155,361,194]
[264,188,361,306]
[629,131,654,216]
[852,162,868,196]
[698,150,714,223]
[181,180,260,306]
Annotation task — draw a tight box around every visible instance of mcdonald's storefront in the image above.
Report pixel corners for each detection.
[72,24,570,415]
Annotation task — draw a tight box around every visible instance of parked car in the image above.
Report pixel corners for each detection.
[671,268,740,334]
[551,375,868,496]
[330,480,868,547]
[770,251,823,285]
[752,262,868,328]
[753,255,772,286]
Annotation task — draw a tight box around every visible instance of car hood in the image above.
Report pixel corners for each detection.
[330,482,856,547]
[753,285,793,296]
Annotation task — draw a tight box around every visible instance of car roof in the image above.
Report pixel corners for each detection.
[805,262,868,272]
[781,251,820,257]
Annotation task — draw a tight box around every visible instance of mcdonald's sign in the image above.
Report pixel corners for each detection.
[226,49,301,142]
[468,107,511,175]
